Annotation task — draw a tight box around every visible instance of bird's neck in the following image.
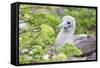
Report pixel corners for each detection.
[60,29,74,36]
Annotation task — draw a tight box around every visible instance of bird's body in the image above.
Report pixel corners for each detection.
[54,28,74,48]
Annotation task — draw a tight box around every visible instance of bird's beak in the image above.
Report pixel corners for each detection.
[64,25,71,29]
[58,21,69,29]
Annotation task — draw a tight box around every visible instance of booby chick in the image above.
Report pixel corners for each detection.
[54,16,76,48]
[54,16,96,60]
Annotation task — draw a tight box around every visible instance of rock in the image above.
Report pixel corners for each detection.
[67,56,87,61]
[75,36,96,54]
[86,53,96,60]
[21,48,29,55]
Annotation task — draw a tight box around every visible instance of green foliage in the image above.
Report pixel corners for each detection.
[53,53,67,61]
[64,8,96,35]
[40,24,55,46]
[57,43,82,57]
[19,55,33,64]
[30,45,45,62]
[19,4,96,64]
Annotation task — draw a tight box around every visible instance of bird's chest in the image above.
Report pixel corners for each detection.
[56,32,74,46]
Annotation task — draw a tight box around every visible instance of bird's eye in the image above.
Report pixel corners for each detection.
[67,22,70,24]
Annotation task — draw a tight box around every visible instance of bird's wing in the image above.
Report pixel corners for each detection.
[73,35,96,55]
[73,34,88,43]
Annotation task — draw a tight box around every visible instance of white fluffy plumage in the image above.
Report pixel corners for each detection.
[54,16,76,48]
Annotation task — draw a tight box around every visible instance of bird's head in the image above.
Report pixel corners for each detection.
[58,16,76,33]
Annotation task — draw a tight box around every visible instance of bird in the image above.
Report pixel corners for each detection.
[54,16,76,48]
[53,15,96,60]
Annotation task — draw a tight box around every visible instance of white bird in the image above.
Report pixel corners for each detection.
[54,16,96,60]
[54,16,76,48]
